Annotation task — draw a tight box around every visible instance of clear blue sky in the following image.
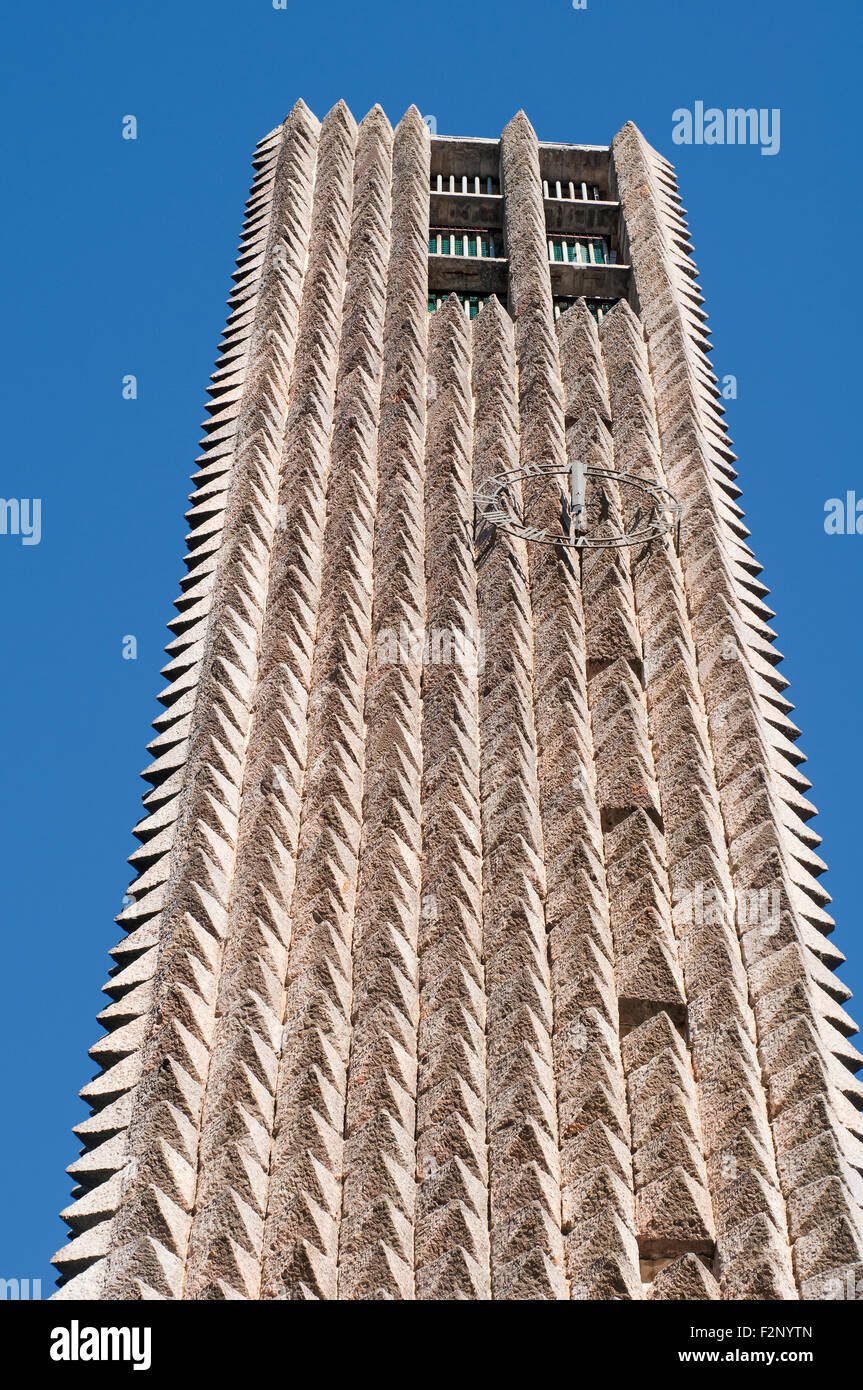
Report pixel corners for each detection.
[1,0,860,1294]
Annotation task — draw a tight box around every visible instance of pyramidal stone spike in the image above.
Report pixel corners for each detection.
[360,103,392,135]
[53,104,860,1304]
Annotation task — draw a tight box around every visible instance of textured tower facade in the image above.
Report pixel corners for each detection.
[54,102,863,1301]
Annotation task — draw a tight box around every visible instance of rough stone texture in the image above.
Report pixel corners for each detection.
[54,106,862,1301]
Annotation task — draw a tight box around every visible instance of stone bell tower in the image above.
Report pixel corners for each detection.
[53,102,863,1301]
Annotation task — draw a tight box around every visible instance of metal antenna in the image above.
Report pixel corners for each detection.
[474,461,679,552]
[570,455,588,537]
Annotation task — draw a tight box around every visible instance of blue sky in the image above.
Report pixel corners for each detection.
[1,0,860,1293]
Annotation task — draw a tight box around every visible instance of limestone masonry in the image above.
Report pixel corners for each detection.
[53,102,863,1300]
